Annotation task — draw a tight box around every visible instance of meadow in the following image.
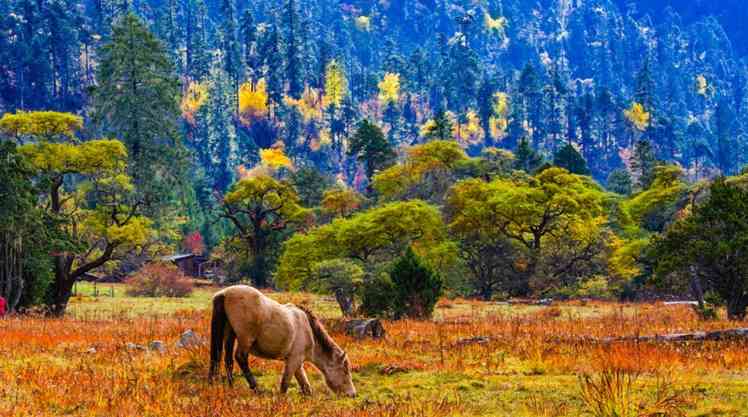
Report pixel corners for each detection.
[2,284,748,417]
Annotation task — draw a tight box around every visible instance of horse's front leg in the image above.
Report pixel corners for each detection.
[235,348,258,391]
[280,356,304,394]
[295,366,312,396]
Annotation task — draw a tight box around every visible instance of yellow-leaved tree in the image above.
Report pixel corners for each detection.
[221,175,309,287]
[489,92,511,141]
[624,102,651,131]
[378,73,400,105]
[1,111,152,315]
[323,59,348,109]
[180,80,209,125]
[238,79,269,125]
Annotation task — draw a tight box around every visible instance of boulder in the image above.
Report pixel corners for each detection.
[344,319,386,340]
[176,329,204,348]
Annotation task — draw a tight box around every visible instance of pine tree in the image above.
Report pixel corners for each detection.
[554,142,590,175]
[92,13,182,209]
[349,119,396,179]
[631,139,658,189]
[514,137,544,173]
[284,0,303,98]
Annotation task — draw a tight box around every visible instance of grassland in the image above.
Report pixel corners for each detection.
[2,284,748,416]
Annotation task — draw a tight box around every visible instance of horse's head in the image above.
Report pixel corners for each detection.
[319,348,356,397]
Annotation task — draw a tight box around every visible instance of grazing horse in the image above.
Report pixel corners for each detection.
[208,285,357,397]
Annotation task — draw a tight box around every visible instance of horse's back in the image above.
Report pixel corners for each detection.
[217,285,302,359]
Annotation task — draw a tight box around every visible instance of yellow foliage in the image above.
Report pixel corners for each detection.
[20,139,128,175]
[180,81,209,125]
[323,59,348,108]
[378,73,400,105]
[0,111,82,139]
[238,79,269,124]
[484,13,507,33]
[285,87,324,122]
[624,102,651,131]
[354,15,371,31]
[321,187,363,218]
[608,236,650,281]
[696,74,709,97]
[453,110,483,146]
[259,147,293,169]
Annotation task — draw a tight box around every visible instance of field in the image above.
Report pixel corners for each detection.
[2,284,748,417]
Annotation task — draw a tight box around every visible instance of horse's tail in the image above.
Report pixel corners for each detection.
[209,293,227,382]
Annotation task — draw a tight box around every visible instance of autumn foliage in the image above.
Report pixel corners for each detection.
[125,263,193,298]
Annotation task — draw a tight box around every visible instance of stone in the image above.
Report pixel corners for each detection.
[149,340,166,353]
[176,329,204,348]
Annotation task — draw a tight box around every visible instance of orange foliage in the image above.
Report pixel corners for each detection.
[1,296,747,416]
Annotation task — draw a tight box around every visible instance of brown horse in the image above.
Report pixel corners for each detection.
[208,285,356,397]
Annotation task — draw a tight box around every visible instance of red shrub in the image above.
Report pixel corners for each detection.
[125,263,194,298]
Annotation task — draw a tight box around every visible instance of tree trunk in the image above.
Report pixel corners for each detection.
[727,299,747,321]
[334,288,355,317]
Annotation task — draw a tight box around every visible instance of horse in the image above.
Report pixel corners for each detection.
[208,285,357,397]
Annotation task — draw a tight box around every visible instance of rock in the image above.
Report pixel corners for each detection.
[344,319,386,340]
[176,329,204,348]
[536,298,553,306]
[86,347,97,354]
[149,340,166,353]
[125,342,146,351]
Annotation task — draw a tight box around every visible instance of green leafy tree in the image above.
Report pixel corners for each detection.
[3,111,152,315]
[631,140,658,190]
[447,167,608,295]
[276,200,453,290]
[221,175,308,287]
[651,178,748,319]
[306,259,364,316]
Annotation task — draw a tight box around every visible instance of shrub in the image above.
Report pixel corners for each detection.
[125,263,193,298]
[390,247,443,319]
[359,273,397,317]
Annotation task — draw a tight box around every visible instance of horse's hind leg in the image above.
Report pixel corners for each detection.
[294,366,312,396]
[224,327,236,386]
[235,349,258,391]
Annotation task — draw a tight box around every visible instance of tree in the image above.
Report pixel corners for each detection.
[651,178,748,319]
[389,247,442,319]
[290,167,334,207]
[607,169,633,195]
[513,137,544,173]
[321,187,363,218]
[221,175,307,287]
[446,167,608,294]
[92,13,181,210]
[276,200,453,290]
[373,140,467,201]
[631,140,658,189]
[22,140,150,314]
[554,142,590,175]
[348,120,396,180]
[0,141,53,312]
[378,73,400,105]
[323,59,348,108]
[306,259,364,316]
[421,110,453,141]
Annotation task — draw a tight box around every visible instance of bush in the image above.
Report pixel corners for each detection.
[390,247,443,319]
[359,273,397,317]
[125,263,193,298]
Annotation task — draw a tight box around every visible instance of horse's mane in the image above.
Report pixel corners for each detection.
[298,305,339,356]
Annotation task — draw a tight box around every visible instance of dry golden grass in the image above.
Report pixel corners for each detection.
[2,290,748,416]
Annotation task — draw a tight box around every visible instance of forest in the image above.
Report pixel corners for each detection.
[2,0,748,319]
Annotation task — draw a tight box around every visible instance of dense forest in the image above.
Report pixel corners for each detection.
[2,0,748,318]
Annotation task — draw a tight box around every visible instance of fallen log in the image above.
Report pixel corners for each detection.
[602,328,748,344]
